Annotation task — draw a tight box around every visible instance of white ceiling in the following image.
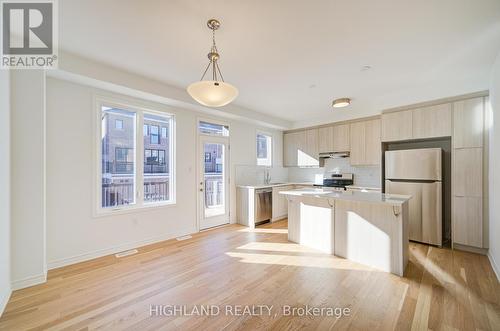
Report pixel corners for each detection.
[59,0,500,127]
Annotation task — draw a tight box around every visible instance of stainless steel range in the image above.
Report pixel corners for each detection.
[315,173,354,190]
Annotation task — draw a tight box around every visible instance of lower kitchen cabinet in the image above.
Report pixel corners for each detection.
[272,185,294,221]
[453,196,483,248]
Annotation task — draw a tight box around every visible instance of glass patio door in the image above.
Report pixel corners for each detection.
[198,136,229,230]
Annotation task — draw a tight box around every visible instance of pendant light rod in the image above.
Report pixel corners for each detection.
[197,19,225,83]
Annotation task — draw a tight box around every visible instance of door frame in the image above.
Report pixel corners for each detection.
[196,119,230,231]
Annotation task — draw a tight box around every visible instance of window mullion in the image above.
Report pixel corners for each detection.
[136,111,145,207]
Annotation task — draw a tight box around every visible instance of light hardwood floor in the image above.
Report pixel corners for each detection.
[1,220,499,330]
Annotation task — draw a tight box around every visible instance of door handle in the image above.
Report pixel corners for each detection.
[200,188,203,192]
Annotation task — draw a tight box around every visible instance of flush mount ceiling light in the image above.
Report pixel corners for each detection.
[332,98,351,108]
[187,19,238,108]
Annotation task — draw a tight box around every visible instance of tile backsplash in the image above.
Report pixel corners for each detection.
[234,158,380,188]
[288,158,381,188]
[234,165,289,185]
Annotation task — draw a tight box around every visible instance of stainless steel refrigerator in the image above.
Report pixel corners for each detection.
[385,148,442,246]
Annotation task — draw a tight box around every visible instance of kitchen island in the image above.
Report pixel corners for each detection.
[280,188,411,276]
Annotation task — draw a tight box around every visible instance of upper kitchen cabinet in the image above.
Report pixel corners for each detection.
[332,124,350,152]
[412,104,452,139]
[381,110,412,142]
[349,121,365,165]
[350,119,381,166]
[283,131,303,167]
[303,129,319,167]
[318,126,334,153]
[318,124,350,153]
[365,119,382,165]
[283,129,319,167]
[453,97,484,148]
[382,103,452,142]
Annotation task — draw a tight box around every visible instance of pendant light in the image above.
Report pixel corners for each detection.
[187,19,238,107]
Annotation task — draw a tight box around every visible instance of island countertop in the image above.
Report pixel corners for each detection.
[279,187,411,205]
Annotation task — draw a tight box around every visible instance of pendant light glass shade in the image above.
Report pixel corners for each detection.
[188,19,238,108]
[187,80,238,107]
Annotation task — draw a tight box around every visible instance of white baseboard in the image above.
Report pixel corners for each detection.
[11,272,47,291]
[47,227,197,270]
[487,252,500,282]
[0,287,12,317]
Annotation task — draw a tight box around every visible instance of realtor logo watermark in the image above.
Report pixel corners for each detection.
[1,0,58,68]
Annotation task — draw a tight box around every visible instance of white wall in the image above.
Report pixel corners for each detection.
[488,53,500,279]
[10,70,47,289]
[0,71,11,315]
[46,77,284,268]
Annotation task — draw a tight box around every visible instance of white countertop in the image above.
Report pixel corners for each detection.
[280,188,411,205]
[346,185,382,191]
[237,182,317,189]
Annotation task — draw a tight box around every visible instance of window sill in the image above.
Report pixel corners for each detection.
[93,200,177,218]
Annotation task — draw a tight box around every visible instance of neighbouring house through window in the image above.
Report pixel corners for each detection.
[198,121,229,136]
[99,103,175,211]
[115,119,123,130]
[150,125,160,144]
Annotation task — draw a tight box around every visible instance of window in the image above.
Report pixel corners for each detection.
[115,119,123,130]
[99,102,175,212]
[101,107,136,208]
[198,121,229,136]
[144,149,166,165]
[150,125,159,144]
[256,133,272,166]
[115,147,132,162]
[161,127,167,139]
[158,150,165,164]
[143,114,172,204]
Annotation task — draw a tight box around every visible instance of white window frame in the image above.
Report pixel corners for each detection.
[256,130,273,167]
[93,96,176,217]
[198,117,230,137]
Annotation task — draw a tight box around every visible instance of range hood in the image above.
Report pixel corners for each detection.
[319,152,350,159]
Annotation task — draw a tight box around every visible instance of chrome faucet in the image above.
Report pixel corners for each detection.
[264,168,271,184]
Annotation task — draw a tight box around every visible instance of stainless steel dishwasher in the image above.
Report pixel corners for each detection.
[254,188,272,225]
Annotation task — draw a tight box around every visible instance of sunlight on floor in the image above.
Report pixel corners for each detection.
[237,228,288,234]
[412,247,459,286]
[225,251,374,271]
[237,241,322,253]
[410,246,490,310]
